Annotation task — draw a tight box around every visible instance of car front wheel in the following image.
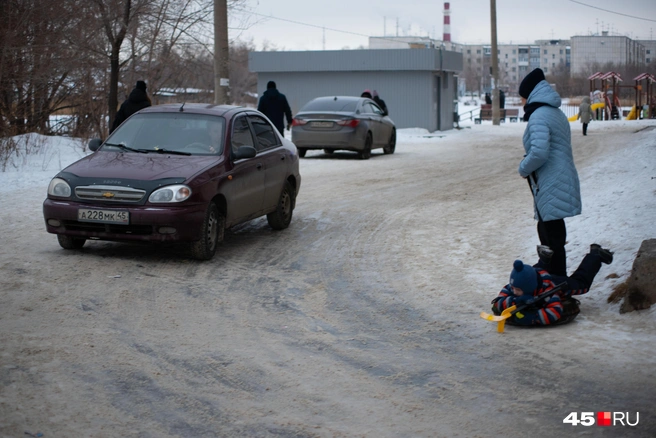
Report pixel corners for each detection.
[297,148,307,158]
[190,202,224,260]
[57,234,86,250]
[267,181,295,230]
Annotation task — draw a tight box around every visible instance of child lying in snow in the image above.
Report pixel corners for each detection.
[491,244,613,326]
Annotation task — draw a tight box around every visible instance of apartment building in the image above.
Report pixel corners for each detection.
[571,33,644,74]
[637,40,656,66]
[366,34,652,94]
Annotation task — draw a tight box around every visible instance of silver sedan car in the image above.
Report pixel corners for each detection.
[291,96,396,159]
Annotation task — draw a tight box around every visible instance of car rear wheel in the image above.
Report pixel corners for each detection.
[57,234,86,250]
[297,148,307,158]
[358,133,372,160]
[383,129,396,154]
[190,202,224,260]
[267,181,295,230]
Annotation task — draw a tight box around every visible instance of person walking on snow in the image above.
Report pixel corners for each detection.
[577,96,594,136]
[111,80,151,133]
[518,68,581,277]
[258,81,293,137]
[491,244,613,326]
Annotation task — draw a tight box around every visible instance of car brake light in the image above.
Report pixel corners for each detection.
[336,118,359,128]
[292,118,307,126]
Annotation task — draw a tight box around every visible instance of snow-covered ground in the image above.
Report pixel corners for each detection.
[2,118,655,323]
[1,116,655,436]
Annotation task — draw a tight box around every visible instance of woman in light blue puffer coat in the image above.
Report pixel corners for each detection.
[518,68,581,277]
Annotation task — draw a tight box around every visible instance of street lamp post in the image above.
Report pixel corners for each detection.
[214,0,229,105]
[490,0,500,125]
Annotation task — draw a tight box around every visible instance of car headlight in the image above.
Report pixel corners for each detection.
[149,185,192,203]
[47,177,71,198]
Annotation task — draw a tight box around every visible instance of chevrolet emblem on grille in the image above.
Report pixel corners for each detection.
[102,192,115,198]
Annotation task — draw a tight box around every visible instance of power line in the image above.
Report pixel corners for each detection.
[569,0,656,23]
[231,7,421,45]
[232,7,372,39]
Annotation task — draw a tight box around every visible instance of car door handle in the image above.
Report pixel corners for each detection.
[256,163,263,170]
[280,155,285,161]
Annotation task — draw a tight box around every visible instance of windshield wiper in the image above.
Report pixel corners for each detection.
[146,148,191,156]
[104,142,148,153]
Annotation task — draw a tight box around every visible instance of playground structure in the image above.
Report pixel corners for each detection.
[572,71,656,122]
[588,71,623,120]
[633,73,656,120]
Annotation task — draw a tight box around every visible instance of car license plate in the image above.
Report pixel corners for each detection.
[78,208,129,224]
[311,121,333,128]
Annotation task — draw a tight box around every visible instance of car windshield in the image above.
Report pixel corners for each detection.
[300,98,358,113]
[105,113,225,155]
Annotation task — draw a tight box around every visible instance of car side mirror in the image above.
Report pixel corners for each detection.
[89,138,102,151]
[234,145,257,160]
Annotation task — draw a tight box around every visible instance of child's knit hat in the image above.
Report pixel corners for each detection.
[509,260,537,293]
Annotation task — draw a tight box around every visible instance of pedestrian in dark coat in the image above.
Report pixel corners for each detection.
[485,93,492,105]
[499,89,505,109]
[258,81,293,137]
[361,89,373,99]
[518,68,581,277]
[372,90,388,115]
[111,80,151,133]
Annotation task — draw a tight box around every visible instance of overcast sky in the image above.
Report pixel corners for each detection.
[230,0,656,51]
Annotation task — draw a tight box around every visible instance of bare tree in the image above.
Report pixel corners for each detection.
[0,0,85,136]
[229,40,257,106]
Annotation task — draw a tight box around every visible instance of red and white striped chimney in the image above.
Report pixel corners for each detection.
[443,2,451,42]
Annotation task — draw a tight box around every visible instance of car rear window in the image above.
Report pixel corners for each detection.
[108,113,225,154]
[300,98,358,112]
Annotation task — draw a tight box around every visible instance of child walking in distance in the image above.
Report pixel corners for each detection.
[491,244,613,326]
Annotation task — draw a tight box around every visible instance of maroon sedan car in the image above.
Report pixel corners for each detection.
[43,104,301,260]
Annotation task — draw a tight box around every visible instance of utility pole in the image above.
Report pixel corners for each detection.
[214,0,229,105]
[490,0,500,125]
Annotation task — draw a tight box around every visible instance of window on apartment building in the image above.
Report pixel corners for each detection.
[552,63,555,67]
[513,75,516,80]
[544,49,548,54]
[512,67,516,72]
[505,53,508,58]
[544,67,548,73]
[467,49,471,54]
[647,58,651,63]
[552,54,555,59]
[560,49,563,54]
[513,49,516,54]
[544,58,548,64]
[477,49,481,54]
[647,50,651,54]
